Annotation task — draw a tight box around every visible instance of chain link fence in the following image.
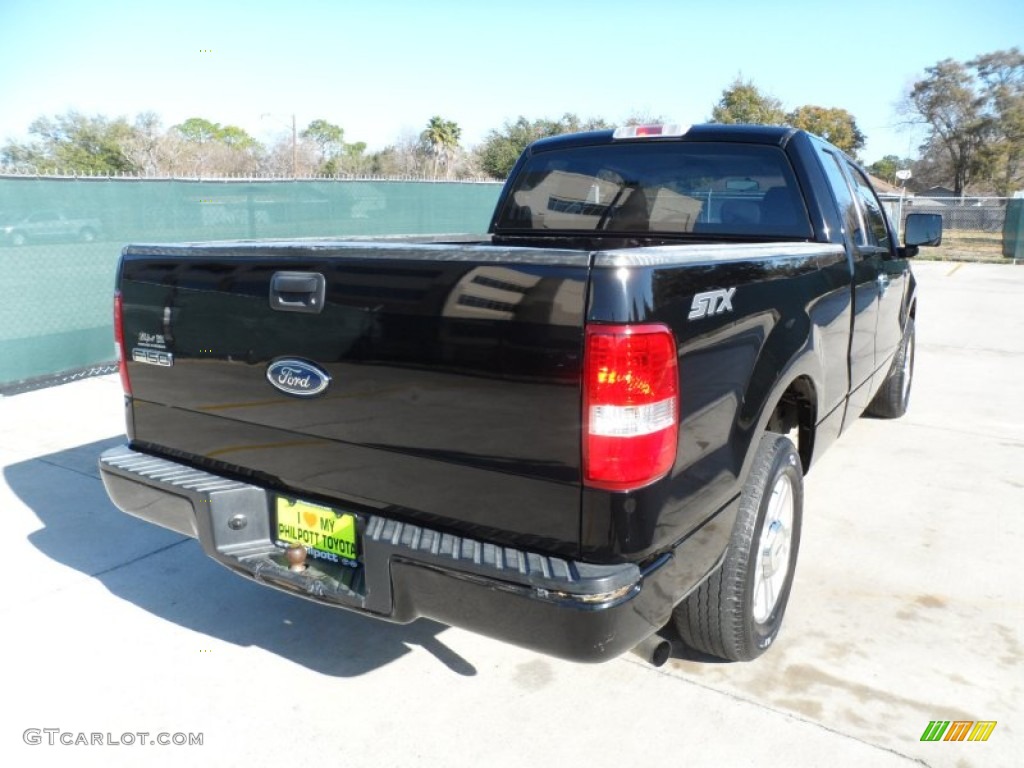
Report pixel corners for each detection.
[880,195,1023,261]
[903,197,1007,232]
[0,176,502,388]
[4,179,1019,390]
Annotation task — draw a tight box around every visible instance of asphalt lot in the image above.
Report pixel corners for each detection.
[1,260,1020,768]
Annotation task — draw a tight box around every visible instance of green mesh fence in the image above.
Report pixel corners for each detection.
[0,176,503,386]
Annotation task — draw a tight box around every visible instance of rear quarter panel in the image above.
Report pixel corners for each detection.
[581,243,850,561]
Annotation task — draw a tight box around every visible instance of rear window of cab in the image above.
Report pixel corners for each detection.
[494,142,812,239]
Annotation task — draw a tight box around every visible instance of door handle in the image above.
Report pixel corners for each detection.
[876,274,890,295]
[270,271,326,314]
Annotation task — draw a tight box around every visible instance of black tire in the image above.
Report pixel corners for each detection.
[866,317,915,419]
[673,432,803,661]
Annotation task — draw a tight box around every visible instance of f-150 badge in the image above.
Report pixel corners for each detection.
[132,348,173,367]
[266,358,331,397]
[688,288,736,320]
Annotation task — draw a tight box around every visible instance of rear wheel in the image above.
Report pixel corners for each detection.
[673,432,803,661]
[866,317,915,419]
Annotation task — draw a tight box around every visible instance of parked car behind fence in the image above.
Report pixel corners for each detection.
[0,209,103,246]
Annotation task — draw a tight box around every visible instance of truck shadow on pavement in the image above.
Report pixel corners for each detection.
[6,437,477,678]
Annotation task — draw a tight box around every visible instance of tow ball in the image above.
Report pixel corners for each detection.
[285,544,307,572]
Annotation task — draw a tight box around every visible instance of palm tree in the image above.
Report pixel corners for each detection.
[421,116,461,178]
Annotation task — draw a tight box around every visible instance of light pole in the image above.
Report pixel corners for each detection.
[895,169,912,240]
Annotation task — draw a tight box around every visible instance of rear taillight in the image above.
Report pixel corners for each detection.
[114,291,132,395]
[583,324,678,491]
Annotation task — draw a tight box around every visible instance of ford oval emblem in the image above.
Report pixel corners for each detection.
[266,358,331,397]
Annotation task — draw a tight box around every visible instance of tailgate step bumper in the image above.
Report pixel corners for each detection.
[99,445,699,662]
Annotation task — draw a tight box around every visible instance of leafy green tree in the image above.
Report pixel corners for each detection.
[867,155,914,185]
[301,119,345,163]
[970,48,1024,195]
[476,114,608,178]
[786,105,866,155]
[341,141,369,175]
[1,111,137,174]
[174,117,222,144]
[710,78,785,125]
[173,117,260,175]
[218,125,257,150]
[321,141,368,176]
[477,117,539,178]
[299,119,377,175]
[175,118,256,148]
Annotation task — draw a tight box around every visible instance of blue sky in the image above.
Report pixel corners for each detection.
[1,0,1021,162]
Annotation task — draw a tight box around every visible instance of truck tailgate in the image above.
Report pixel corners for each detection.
[119,241,590,556]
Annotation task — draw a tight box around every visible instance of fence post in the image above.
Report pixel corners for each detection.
[1004,198,1024,260]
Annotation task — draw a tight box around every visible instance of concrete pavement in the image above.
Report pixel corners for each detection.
[1,260,1020,768]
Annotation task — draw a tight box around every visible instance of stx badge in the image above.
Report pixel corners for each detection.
[688,288,736,320]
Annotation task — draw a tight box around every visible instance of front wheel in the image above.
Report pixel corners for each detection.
[673,432,803,661]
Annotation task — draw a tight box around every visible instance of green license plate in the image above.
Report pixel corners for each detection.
[274,496,358,565]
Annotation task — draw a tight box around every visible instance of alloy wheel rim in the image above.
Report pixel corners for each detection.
[753,474,794,624]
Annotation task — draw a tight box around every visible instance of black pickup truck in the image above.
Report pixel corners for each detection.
[99,124,941,665]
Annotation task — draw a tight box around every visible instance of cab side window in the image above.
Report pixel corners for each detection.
[818,149,863,247]
[846,164,891,250]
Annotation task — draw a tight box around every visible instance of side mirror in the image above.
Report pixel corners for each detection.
[905,213,942,247]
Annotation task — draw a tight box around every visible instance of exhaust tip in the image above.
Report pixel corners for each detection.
[632,634,672,667]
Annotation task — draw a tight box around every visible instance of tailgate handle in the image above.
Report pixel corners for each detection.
[270,271,326,314]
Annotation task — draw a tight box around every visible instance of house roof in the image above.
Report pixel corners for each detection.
[867,174,903,195]
[921,186,956,197]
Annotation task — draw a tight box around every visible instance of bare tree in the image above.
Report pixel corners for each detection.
[262,134,318,176]
[903,59,992,196]
[372,130,431,177]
